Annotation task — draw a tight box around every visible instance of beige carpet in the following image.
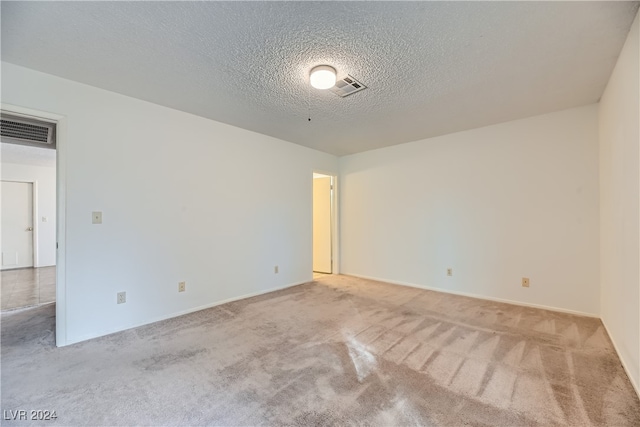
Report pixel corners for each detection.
[2,275,639,426]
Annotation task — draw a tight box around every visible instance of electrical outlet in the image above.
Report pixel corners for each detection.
[117,291,126,304]
[522,277,530,288]
[92,211,102,224]
[178,281,186,292]
[274,266,279,274]
[447,268,453,276]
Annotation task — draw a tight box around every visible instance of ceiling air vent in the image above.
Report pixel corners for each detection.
[0,114,56,149]
[330,75,367,98]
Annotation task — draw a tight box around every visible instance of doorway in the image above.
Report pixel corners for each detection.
[1,108,61,318]
[1,105,66,345]
[313,172,336,277]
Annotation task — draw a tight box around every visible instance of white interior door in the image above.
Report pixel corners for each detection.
[1,181,34,270]
[313,176,332,273]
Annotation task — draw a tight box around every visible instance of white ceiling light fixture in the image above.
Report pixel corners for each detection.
[309,65,337,89]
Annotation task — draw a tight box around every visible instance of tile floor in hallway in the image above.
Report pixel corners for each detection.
[1,266,55,311]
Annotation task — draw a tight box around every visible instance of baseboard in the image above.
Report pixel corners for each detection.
[0,265,55,271]
[601,318,640,399]
[64,279,309,346]
[0,300,55,313]
[344,273,599,318]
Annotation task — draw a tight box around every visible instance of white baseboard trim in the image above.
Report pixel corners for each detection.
[601,318,640,399]
[64,280,309,346]
[344,273,599,318]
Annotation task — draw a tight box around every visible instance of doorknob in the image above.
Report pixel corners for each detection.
[26,227,33,231]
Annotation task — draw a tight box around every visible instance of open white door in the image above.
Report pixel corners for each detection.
[313,176,332,273]
[1,181,34,269]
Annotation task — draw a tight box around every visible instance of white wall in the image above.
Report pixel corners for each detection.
[599,11,640,393]
[1,62,338,345]
[340,104,600,316]
[1,161,56,267]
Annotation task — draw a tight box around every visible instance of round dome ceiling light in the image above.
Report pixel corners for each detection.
[309,65,337,90]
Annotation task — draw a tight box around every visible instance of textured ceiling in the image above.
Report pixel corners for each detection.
[2,2,638,156]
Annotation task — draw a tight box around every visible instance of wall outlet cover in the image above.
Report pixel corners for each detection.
[92,211,102,224]
[117,291,126,304]
[522,277,530,287]
[178,281,186,292]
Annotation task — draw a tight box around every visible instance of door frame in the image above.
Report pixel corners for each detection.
[312,170,339,275]
[2,103,67,347]
[1,179,38,269]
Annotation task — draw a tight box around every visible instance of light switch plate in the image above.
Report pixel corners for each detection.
[92,211,102,224]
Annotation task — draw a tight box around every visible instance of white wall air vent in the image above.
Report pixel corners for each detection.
[330,75,367,98]
[0,114,56,149]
